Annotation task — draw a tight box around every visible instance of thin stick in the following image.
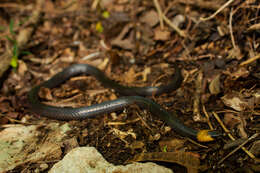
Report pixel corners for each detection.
[202,105,213,130]
[193,72,203,122]
[218,133,259,164]
[153,0,164,29]
[200,0,234,21]
[91,0,100,10]
[240,54,260,66]
[229,8,238,50]
[212,112,256,160]
[153,0,186,37]
[162,15,187,37]
[187,138,209,149]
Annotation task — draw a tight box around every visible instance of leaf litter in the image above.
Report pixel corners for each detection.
[0,0,259,172]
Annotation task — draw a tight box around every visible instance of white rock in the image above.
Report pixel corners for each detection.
[0,123,70,173]
[49,147,172,173]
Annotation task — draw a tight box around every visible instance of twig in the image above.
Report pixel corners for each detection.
[0,3,24,8]
[187,138,209,149]
[153,0,164,29]
[218,133,259,164]
[240,54,260,66]
[162,15,187,37]
[212,112,256,161]
[247,23,260,31]
[202,105,214,130]
[153,0,186,37]
[177,0,224,11]
[212,112,229,133]
[91,0,100,10]
[193,71,204,122]
[135,106,153,131]
[82,52,101,60]
[200,0,234,21]
[107,118,140,126]
[223,138,247,150]
[229,8,238,50]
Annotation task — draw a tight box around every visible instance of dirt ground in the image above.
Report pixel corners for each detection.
[0,0,259,172]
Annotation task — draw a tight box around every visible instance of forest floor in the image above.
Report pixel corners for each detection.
[0,0,259,172]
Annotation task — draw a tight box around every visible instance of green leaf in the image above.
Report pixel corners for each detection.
[10,42,19,68]
[9,19,15,35]
[12,43,18,57]
[5,36,13,42]
[10,55,18,68]
[96,22,103,33]
[163,145,167,152]
[102,11,110,19]
[21,51,31,55]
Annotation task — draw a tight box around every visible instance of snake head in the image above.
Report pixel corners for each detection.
[197,130,222,142]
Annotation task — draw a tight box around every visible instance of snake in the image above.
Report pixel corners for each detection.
[28,64,221,142]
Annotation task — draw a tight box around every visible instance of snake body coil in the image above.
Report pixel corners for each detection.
[28,64,221,142]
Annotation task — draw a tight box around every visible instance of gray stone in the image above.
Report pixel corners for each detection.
[49,147,173,173]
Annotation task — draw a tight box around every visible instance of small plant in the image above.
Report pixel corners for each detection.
[6,19,19,69]
[163,145,167,152]
[6,19,30,69]
[95,11,110,33]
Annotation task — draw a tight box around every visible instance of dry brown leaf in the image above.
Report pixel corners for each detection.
[131,151,201,173]
[249,140,260,156]
[100,0,115,7]
[247,23,260,31]
[237,123,248,138]
[140,10,159,27]
[60,48,75,62]
[111,24,135,50]
[209,74,221,95]
[39,87,53,101]
[221,90,260,112]
[142,67,151,82]
[227,47,243,60]
[154,28,171,41]
[129,141,145,150]
[45,0,55,13]
[221,92,248,111]
[110,128,136,140]
[124,67,136,84]
[229,67,250,80]
[17,60,28,76]
[111,39,135,50]
[223,113,241,129]
[223,113,248,138]
[159,139,185,152]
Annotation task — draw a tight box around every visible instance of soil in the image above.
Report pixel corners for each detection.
[0,0,259,172]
